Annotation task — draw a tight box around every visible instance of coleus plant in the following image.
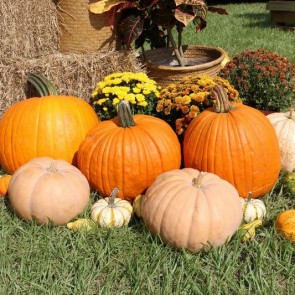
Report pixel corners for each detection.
[89,0,227,66]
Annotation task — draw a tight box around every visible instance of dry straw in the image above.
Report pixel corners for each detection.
[0,51,144,117]
[0,0,59,59]
[0,1,144,117]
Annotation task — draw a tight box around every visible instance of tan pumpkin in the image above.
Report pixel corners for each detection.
[241,193,266,223]
[267,107,295,172]
[141,168,243,253]
[0,174,11,196]
[8,157,90,225]
[275,210,295,242]
[91,188,133,228]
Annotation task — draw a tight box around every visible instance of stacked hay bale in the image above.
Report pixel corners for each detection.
[0,0,144,117]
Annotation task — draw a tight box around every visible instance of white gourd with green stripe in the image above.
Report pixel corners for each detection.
[91,188,133,228]
[241,193,266,223]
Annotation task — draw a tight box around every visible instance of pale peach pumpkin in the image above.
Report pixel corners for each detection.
[8,157,90,225]
[141,168,243,253]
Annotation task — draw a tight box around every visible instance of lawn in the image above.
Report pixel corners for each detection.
[182,2,295,63]
[1,1,295,295]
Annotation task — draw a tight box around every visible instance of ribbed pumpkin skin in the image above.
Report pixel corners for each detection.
[141,168,243,253]
[8,157,90,225]
[0,175,11,196]
[77,115,181,201]
[267,111,295,172]
[275,210,295,242]
[183,103,281,198]
[0,96,99,174]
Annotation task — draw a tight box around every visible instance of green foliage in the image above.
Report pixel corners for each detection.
[220,49,295,112]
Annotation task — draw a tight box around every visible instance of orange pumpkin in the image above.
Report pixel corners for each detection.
[77,100,181,201]
[0,74,99,174]
[0,174,11,196]
[8,157,90,225]
[183,85,281,198]
[275,210,295,242]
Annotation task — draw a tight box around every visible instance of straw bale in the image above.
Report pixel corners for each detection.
[0,0,58,59]
[0,50,145,117]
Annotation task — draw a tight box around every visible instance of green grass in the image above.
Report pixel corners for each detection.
[182,2,295,63]
[1,174,295,294]
[1,2,295,294]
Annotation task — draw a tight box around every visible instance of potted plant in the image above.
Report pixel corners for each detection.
[219,49,295,114]
[89,0,228,86]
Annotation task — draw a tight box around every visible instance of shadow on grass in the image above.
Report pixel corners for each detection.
[235,12,272,29]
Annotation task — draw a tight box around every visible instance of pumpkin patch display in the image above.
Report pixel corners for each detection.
[8,157,90,225]
[141,168,243,253]
[267,107,295,172]
[241,193,266,223]
[77,100,181,201]
[0,74,99,174]
[275,210,295,242]
[91,188,133,228]
[183,85,281,198]
[0,174,11,196]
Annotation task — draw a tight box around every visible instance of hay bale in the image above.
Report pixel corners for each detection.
[0,0,58,59]
[0,50,145,117]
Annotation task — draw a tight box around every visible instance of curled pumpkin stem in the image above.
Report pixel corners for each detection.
[212,85,236,113]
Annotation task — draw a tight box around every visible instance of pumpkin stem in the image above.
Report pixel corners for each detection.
[47,162,58,173]
[117,100,135,128]
[108,187,119,208]
[192,172,205,188]
[27,73,58,96]
[212,85,236,113]
[246,192,253,203]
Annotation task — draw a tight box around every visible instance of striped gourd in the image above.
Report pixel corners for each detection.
[241,193,266,223]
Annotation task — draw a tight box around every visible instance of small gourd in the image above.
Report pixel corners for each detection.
[67,219,96,232]
[133,195,143,218]
[239,219,263,242]
[283,172,295,196]
[91,188,133,228]
[275,210,295,242]
[0,174,11,196]
[241,192,266,223]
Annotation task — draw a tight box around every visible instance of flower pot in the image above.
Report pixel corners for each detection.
[141,45,225,88]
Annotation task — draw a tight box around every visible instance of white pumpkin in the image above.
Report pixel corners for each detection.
[91,188,133,228]
[241,193,266,223]
[267,108,295,172]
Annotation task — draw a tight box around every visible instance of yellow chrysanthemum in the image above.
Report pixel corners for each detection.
[137,101,148,107]
[97,98,108,105]
[133,87,141,94]
[136,94,145,102]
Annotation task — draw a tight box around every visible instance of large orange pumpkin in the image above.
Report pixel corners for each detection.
[0,74,99,174]
[77,100,181,201]
[183,85,281,198]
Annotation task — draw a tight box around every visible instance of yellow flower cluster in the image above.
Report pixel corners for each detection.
[91,72,160,120]
[156,75,241,136]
